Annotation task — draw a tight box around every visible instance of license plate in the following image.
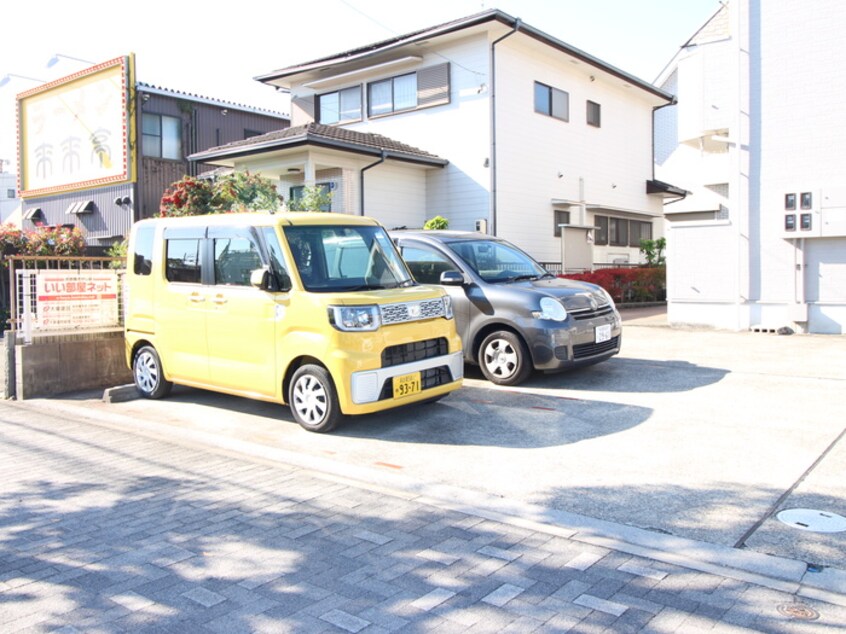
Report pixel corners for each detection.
[595,324,612,343]
[393,372,422,398]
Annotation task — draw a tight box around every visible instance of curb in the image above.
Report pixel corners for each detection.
[9,396,846,607]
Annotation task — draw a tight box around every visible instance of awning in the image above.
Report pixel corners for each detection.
[23,207,44,220]
[66,200,95,215]
[646,179,690,198]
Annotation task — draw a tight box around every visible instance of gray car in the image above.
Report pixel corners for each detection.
[390,230,622,386]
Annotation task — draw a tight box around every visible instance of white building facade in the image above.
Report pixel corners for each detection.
[196,11,677,271]
[655,0,846,334]
[0,170,18,223]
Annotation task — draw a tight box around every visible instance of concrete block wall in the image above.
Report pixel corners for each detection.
[14,331,132,400]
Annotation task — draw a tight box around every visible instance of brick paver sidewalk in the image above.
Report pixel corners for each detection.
[1,404,843,632]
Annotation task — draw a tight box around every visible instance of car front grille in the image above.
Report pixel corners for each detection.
[378,366,453,400]
[568,305,616,321]
[380,298,446,325]
[382,338,448,368]
[572,336,620,360]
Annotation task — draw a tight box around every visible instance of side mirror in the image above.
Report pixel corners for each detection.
[440,270,465,286]
[250,267,270,290]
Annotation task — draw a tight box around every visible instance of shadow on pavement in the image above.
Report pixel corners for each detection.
[155,384,653,449]
[538,481,846,570]
[2,415,840,632]
[491,357,731,394]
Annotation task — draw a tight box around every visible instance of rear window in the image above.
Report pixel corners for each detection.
[132,226,155,276]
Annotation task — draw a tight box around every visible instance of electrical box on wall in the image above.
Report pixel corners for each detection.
[781,190,821,239]
[782,187,846,239]
[475,219,488,234]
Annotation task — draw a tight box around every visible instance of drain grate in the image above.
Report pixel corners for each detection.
[777,602,820,620]
[776,509,846,533]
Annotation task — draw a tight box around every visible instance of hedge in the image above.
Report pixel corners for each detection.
[561,267,666,303]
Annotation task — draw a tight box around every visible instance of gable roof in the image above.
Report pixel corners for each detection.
[256,9,672,102]
[189,122,447,166]
[136,82,289,119]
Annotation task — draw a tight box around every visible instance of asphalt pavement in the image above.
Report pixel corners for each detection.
[3,306,846,631]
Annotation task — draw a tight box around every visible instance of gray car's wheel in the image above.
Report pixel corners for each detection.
[133,345,173,399]
[479,330,532,386]
[288,364,342,433]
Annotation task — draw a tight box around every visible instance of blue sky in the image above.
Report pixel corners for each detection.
[1,0,720,171]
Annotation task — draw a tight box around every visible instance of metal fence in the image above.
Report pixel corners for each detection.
[4,256,125,344]
[540,262,642,276]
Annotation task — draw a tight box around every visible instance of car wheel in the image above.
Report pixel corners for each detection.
[289,364,342,433]
[133,345,173,399]
[479,330,532,386]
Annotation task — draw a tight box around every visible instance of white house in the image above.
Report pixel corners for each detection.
[0,169,19,223]
[655,0,846,334]
[192,10,680,271]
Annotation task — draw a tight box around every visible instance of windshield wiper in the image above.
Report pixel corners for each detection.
[509,274,542,282]
[334,284,388,292]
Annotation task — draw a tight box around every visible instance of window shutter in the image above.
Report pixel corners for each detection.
[292,95,316,123]
[417,63,450,108]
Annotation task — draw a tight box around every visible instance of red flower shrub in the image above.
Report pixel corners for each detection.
[22,226,86,256]
[159,176,214,217]
[0,224,26,256]
[561,267,665,303]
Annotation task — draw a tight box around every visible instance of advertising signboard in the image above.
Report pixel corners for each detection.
[17,55,135,198]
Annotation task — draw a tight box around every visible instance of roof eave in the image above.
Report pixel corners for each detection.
[255,9,672,102]
[190,134,448,168]
[254,10,506,86]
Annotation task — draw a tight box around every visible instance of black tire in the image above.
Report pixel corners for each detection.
[288,364,342,433]
[478,330,532,386]
[133,345,173,399]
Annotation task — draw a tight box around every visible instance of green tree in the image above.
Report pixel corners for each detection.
[423,215,449,230]
[159,171,282,217]
[287,185,333,212]
[639,237,666,267]
[211,171,283,212]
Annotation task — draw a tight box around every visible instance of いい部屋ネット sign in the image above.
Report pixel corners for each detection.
[34,270,120,332]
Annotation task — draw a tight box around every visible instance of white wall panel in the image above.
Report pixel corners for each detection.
[492,36,666,262]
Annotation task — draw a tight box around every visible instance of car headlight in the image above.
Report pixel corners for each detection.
[598,288,616,309]
[442,295,454,320]
[534,297,567,321]
[328,305,381,331]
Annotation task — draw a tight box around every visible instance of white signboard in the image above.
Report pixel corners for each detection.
[17,56,133,197]
[35,270,120,331]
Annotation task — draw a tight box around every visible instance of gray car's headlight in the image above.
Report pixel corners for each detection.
[598,289,616,309]
[328,305,381,331]
[534,297,567,321]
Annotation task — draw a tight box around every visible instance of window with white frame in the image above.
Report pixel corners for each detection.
[534,82,569,122]
[142,113,182,160]
[318,86,362,124]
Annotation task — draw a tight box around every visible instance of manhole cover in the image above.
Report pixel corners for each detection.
[777,602,820,620]
[776,509,846,533]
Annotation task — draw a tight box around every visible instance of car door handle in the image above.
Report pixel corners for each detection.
[188,293,205,303]
[212,295,227,305]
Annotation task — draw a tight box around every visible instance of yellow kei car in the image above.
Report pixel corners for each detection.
[124,212,463,432]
